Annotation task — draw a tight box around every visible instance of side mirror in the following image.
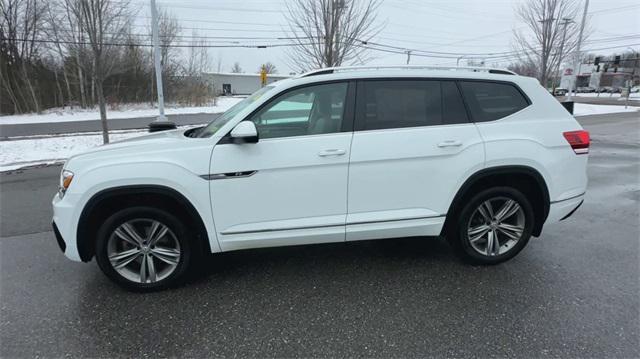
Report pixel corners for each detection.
[230,121,259,143]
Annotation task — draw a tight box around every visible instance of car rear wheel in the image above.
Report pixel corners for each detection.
[450,187,534,264]
[95,207,194,291]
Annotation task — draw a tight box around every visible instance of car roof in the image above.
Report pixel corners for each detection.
[270,67,533,91]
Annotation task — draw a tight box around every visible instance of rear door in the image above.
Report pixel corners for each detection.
[346,79,485,241]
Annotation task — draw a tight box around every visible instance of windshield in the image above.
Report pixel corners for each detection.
[197,86,275,138]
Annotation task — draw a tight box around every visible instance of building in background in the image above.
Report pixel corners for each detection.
[561,53,639,90]
[203,72,291,96]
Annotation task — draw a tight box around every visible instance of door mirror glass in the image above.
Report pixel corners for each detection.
[230,121,259,143]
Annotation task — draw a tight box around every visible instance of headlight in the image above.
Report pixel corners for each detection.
[58,169,74,198]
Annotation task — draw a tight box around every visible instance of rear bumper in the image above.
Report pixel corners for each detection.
[546,193,585,223]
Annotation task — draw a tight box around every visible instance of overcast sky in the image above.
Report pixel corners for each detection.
[135,0,640,74]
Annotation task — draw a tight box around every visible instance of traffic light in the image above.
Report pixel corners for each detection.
[614,55,621,65]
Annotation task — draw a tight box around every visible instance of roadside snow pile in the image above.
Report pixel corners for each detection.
[573,103,640,116]
[0,130,148,172]
[572,92,640,99]
[0,97,243,125]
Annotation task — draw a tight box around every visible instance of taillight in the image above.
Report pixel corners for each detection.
[563,130,590,155]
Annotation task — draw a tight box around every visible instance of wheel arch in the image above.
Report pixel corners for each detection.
[76,185,211,262]
[443,165,550,237]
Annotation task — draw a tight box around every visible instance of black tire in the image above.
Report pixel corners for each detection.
[95,206,196,291]
[448,186,534,265]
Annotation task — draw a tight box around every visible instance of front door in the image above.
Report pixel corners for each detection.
[209,81,355,251]
[346,79,485,241]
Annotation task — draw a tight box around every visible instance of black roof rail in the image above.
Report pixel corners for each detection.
[301,69,335,77]
[488,69,516,75]
[299,65,517,77]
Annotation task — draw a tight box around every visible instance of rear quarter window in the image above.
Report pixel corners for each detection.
[459,81,530,122]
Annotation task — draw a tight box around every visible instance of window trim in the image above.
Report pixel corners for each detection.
[219,80,355,143]
[441,80,470,125]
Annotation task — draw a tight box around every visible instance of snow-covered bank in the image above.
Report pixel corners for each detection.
[0,130,149,172]
[0,97,243,125]
[572,92,640,99]
[573,103,639,116]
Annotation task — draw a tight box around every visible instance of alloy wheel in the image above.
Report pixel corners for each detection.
[107,219,181,283]
[466,196,526,257]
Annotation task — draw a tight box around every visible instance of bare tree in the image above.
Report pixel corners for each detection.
[285,0,383,72]
[66,0,132,143]
[44,1,74,108]
[59,0,90,108]
[513,0,589,87]
[177,31,213,106]
[259,62,277,74]
[0,0,45,113]
[508,59,538,77]
[230,61,242,73]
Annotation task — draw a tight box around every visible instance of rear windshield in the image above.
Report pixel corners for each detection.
[459,81,529,122]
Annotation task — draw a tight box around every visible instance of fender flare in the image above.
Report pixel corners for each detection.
[76,185,211,262]
[444,165,550,237]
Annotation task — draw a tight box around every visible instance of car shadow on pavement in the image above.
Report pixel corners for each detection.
[190,236,459,285]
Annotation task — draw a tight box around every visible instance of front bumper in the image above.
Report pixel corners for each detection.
[52,221,66,253]
[52,193,82,261]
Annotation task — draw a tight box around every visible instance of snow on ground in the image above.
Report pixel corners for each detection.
[572,92,640,99]
[0,97,243,125]
[573,103,640,116]
[0,130,149,172]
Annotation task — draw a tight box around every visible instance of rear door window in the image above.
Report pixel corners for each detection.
[355,80,471,131]
[356,80,442,130]
[459,81,529,122]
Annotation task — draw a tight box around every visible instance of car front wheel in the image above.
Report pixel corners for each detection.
[95,207,194,291]
[451,187,534,264]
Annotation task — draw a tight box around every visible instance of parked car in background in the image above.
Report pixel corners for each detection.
[631,86,639,93]
[598,86,620,93]
[577,86,595,93]
[552,88,568,96]
[52,66,589,291]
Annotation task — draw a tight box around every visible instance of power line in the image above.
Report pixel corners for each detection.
[360,35,640,58]
[0,37,319,49]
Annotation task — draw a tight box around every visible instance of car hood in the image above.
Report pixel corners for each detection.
[70,128,191,159]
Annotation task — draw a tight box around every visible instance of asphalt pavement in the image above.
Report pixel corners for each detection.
[0,112,219,138]
[0,113,638,357]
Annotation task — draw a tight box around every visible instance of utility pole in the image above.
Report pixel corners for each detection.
[148,0,176,132]
[552,17,574,95]
[406,50,412,65]
[568,0,589,100]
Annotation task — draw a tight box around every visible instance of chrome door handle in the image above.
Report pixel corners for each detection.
[318,149,346,157]
[437,140,462,148]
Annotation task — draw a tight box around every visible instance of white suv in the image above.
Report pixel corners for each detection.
[52,66,589,291]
